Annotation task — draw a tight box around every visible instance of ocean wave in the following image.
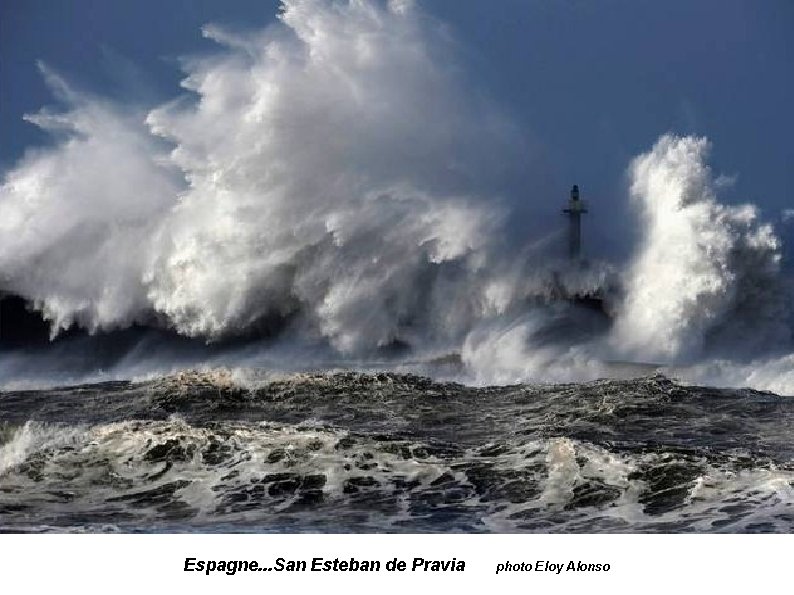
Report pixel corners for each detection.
[0,0,792,393]
[2,372,793,532]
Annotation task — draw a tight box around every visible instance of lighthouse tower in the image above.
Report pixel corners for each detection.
[563,184,587,261]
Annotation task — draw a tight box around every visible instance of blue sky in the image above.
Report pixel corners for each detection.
[2,0,792,222]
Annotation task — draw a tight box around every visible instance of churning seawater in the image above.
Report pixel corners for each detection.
[1,370,792,533]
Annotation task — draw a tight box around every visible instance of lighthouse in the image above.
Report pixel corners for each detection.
[563,184,587,261]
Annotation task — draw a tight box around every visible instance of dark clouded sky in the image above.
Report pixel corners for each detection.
[2,0,792,222]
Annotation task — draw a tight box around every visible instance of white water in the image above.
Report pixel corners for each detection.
[0,0,792,393]
[611,135,788,363]
[3,419,792,532]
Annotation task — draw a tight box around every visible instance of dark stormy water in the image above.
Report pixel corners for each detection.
[1,370,793,533]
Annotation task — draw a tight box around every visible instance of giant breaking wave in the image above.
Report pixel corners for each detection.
[1,0,792,393]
